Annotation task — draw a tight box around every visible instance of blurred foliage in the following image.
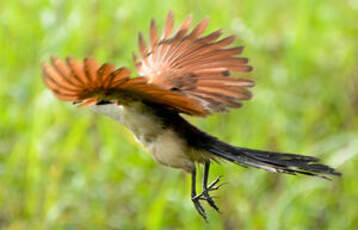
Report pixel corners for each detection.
[1,0,358,229]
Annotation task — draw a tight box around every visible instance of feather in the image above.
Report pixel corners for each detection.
[150,19,158,50]
[106,67,131,88]
[133,12,253,114]
[162,11,174,39]
[97,63,116,84]
[84,57,99,84]
[138,32,147,61]
[42,57,209,116]
[43,62,80,93]
[66,57,87,85]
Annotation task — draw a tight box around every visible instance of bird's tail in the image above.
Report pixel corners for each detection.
[203,138,341,179]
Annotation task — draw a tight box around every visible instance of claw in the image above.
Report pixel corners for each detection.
[210,182,226,191]
[207,176,222,188]
[205,195,221,213]
[192,197,208,221]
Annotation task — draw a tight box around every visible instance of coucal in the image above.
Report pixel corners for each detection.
[42,11,341,221]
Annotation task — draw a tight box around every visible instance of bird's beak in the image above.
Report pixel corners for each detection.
[95,100,116,106]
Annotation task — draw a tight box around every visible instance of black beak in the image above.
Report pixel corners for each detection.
[95,100,114,105]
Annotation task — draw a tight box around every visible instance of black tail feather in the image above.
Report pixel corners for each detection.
[204,139,341,179]
[169,113,341,179]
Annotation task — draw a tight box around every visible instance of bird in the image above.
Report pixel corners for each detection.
[42,11,341,221]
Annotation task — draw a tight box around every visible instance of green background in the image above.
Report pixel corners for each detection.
[1,0,357,229]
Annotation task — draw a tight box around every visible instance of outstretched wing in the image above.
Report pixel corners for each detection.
[133,11,254,112]
[42,57,208,116]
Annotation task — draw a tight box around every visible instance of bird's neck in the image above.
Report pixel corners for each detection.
[91,102,166,145]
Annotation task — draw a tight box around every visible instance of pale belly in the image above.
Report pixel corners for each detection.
[91,102,203,172]
[133,128,194,171]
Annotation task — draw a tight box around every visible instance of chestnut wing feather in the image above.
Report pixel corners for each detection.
[134,11,254,113]
[42,57,208,116]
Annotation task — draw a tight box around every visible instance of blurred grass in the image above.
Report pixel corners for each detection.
[1,0,358,229]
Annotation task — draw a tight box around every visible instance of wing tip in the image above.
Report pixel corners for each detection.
[246,65,254,72]
[167,10,174,19]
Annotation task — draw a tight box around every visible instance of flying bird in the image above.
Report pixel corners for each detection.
[42,11,341,221]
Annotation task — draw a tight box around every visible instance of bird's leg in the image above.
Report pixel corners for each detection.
[201,161,222,212]
[191,167,207,221]
[191,162,224,220]
[193,161,222,213]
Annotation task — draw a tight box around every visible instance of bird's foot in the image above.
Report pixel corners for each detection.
[192,176,224,221]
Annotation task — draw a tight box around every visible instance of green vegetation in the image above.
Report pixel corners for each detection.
[1,0,357,229]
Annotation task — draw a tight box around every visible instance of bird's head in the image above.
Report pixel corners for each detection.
[89,100,124,122]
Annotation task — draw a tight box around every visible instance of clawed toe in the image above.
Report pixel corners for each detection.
[192,196,208,221]
[203,193,220,213]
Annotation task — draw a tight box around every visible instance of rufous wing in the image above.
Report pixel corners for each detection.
[133,11,254,113]
[42,57,209,116]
